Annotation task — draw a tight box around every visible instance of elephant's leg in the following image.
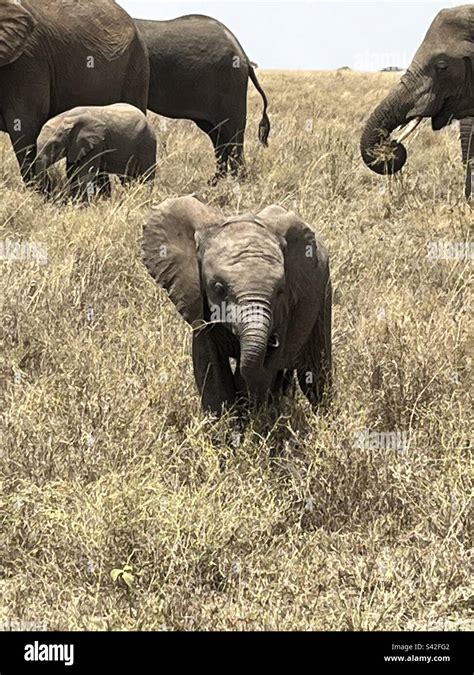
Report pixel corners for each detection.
[227,126,246,179]
[192,328,236,416]
[66,162,79,197]
[68,159,110,203]
[460,117,473,201]
[96,173,112,198]
[4,100,50,191]
[9,133,52,194]
[233,364,250,408]
[133,157,156,186]
[68,164,97,203]
[14,143,36,184]
[141,160,156,185]
[211,146,229,185]
[265,369,294,409]
[194,119,229,184]
[211,118,248,183]
[297,289,332,411]
[119,174,131,187]
[273,369,295,397]
[138,144,157,185]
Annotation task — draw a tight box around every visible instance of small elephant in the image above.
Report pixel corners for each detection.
[36,103,157,200]
[143,196,332,416]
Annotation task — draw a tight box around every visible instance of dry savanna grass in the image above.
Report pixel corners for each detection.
[1,71,472,631]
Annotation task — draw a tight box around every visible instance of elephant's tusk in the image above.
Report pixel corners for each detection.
[267,334,280,349]
[394,117,422,144]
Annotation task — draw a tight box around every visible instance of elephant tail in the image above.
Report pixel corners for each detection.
[249,65,270,146]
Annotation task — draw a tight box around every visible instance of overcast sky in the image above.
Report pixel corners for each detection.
[122,1,463,70]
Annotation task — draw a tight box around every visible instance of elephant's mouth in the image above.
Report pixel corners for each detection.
[395,94,454,142]
[392,103,452,144]
[431,104,453,131]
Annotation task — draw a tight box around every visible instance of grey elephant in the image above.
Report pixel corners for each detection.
[135,15,270,183]
[0,0,148,188]
[143,196,332,416]
[360,5,474,199]
[36,104,157,200]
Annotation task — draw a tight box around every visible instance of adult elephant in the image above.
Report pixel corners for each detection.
[135,15,270,183]
[0,0,149,187]
[142,196,332,416]
[360,5,474,199]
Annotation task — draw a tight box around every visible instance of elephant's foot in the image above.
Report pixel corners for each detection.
[232,166,248,182]
[229,158,247,182]
[21,167,52,197]
[36,174,53,198]
[95,173,112,199]
[208,156,229,186]
[208,171,226,187]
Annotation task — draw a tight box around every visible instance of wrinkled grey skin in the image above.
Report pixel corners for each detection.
[143,196,332,417]
[135,15,270,183]
[36,104,157,200]
[360,5,474,199]
[0,0,148,189]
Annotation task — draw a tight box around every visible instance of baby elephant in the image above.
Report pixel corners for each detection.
[143,196,332,416]
[36,103,157,200]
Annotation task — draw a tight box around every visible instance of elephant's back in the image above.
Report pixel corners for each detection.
[104,103,152,134]
[136,14,250,116]
[137,15,249,68]
[78,103,151,133]
[26,0,138,62]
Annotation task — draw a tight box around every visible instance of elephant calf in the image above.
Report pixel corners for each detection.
[143,196,332,416]
[36,103,157,200]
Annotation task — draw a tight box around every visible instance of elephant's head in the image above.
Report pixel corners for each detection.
[36,114,106,171]
[0,1,37,67]
[361,5,474,175]
[142,196,322,395]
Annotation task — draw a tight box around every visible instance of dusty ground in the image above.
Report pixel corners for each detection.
[1,71,472,630]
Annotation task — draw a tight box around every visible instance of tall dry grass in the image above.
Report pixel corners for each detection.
[1,71,472,630]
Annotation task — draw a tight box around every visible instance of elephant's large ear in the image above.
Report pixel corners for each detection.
[256,205,330,298]
[67,117,106,164]
[143,196,223,325]
[0,0,37,66]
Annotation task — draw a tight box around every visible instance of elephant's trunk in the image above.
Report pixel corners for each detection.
[237,297,272,387]
[360,83,415,175]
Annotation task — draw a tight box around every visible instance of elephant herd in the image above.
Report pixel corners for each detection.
[0,0,270,196]
[1,0,472,417]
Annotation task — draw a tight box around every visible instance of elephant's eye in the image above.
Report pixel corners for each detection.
[436,59,448,71]
[212,280,226,295]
